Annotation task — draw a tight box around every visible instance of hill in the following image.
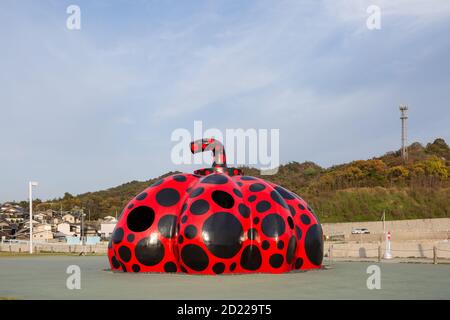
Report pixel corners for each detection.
[27,138,450,223]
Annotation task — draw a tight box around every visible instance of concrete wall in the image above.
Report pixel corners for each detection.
[322,218,450,241]
[325,240,450,259]
[0,243,108,254]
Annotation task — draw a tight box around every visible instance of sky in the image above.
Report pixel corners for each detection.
[1,0,450,202]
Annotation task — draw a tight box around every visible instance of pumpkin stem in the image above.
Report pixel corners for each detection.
[190,138,227,168]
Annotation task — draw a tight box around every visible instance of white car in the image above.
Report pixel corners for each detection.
[351,228,370,234]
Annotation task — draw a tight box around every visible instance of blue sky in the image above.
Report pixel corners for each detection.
[1,0,450,202]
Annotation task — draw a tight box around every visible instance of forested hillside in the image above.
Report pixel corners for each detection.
[27,138,450,222]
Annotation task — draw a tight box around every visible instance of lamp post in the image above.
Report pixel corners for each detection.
[29,181,39,254]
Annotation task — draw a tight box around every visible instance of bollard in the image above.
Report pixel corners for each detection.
[69,246,72,253]
[329,245,333,263]
[19,247,21,253]
[433,246,438,265]
[9,245,12,253]
[51,246,54,253]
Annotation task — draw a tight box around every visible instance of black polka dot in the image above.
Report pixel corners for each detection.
[127,203,134,210]
[241,176,257,181]
[155,188,180,207]
[270,190,289,209]
[230,263,237,271]
[181,215,188,223]
[269,254,284,268]
[274,186,295,200]
[286,236,297,264]
[118,246,131,262]
[135,237,165,266]
[127,206,155,232]
[301,214,311,225]
[295,258,304,269]
[136,192,147,201]
[181,203,188,213]
[277,240,284,250]
[120,262,127,272]
[211,190,235,209]
[249,183,266,192]
[238,203,250,218]
[111,255,120,269]
[256,201,271,213]
[288,205,296,217]
[202,212,243,259]
[298,203,305,210]
[305,224,324,266]
[202,174,228,184]
[248,195,257,202]
[247,228,258,240]
[190,187,204,198]
[180,265,187,273]
[287,216,294,229]
[151,179,164,187]
[261,214,286,238]
[212,262,225,274]
[184,225,197,239]
[261,240,270,250]
[112,227,124,244]
[158,215,177,238]
[237,182,243,187]
[190,199,210,215]
[181,244,209,271]
[253,217,260,224]
[295,226,302,240]
[186,188,191,193]
[233,188,243,198]
[173,175,187,182]
[127,234,135,243]
[164,261,177,272]
[240,245,262,271]
[178,235,184,244]
[132,264,140,272]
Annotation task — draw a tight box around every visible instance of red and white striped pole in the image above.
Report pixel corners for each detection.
[383,231,392,260]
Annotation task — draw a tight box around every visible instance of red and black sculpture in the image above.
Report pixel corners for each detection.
[108,138,323,274]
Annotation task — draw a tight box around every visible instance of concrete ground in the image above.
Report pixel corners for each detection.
[0,256,449,299]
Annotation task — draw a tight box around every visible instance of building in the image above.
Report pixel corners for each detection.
[100,222,117,239]
[33,223,53,241]
[62,213,76,224]
[56,222,72,236]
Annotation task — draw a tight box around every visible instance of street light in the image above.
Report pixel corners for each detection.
[29,181,38,254]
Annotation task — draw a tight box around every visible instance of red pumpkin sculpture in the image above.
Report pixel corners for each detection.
[108,138,323,274]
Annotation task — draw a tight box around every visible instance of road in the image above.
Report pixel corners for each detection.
[0,256,449,299]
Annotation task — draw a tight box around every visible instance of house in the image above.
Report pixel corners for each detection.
[33,223,53,240]
[100,221,117,239]
[103,215,117,223]
[62,213,76,224]
[84,225,98,236]
[0,203,25,224]
[15,220,53,241]
[33,213,49,223]
[56,222,72,236]
[0,219,12,239]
